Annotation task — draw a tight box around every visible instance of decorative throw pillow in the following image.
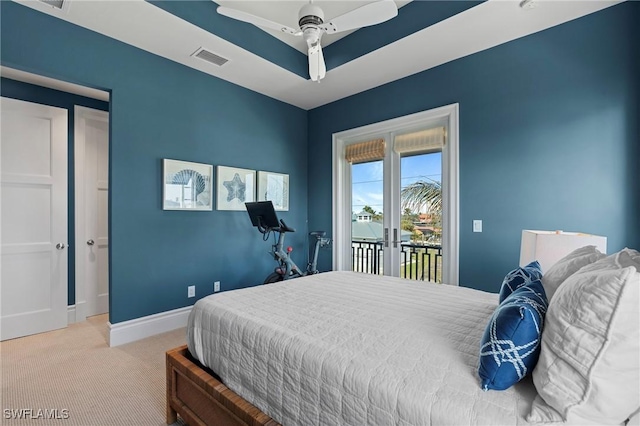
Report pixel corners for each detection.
[540,245,605,301]
[479,279,548,391]
[498,261,543,303]
[528,250,640,425]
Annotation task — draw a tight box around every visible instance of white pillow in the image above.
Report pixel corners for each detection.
[623,247,640,263]
[541,245,605,301]
[528,250,640,425]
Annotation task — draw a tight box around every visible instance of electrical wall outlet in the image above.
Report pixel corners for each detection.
[187,285,195,298]
[214,281,221,292]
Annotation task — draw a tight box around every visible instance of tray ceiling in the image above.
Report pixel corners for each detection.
[11,0,623,110]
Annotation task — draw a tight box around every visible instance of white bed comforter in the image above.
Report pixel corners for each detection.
[187,271,538,426]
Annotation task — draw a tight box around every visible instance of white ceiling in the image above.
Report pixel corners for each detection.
[9,0,622,110]
[214,0,412,53]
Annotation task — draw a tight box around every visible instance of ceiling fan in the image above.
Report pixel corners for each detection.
[217,1,398,82]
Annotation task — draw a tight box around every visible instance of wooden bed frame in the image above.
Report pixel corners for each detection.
[166,345,279,426]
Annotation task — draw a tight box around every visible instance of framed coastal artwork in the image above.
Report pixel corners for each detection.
[257,171,289,211]
[162,159,213,211]
[216,166,256,211]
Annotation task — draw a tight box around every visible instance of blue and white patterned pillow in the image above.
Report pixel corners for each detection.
[498,261,543,303]
[478,279,548,391]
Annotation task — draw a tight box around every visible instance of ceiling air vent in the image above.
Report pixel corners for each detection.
[192,48,229,67]
[38,0,65,10]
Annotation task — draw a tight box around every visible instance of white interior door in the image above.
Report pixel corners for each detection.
[1,97,68,341]
[75,106,109,320]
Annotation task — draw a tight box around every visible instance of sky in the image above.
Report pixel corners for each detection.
[352,152,441,214]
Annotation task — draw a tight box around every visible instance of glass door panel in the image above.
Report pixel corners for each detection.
[348,150,444,283]
[351,160,384,275]
[399,152,443,283]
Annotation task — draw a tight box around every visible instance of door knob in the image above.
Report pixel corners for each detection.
[56,243,66,250]
[87,239,95,246]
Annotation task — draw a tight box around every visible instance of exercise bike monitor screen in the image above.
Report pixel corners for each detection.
[245,201,280,229]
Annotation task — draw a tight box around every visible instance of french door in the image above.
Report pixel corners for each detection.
[333,104,459,285]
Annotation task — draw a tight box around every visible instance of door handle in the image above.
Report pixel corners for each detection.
[393,228,398,248]
[56,243,66,250]
[384,228,389,248]
[87,239,95,246]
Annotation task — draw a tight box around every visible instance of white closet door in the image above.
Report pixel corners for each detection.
[1,97,68,341]
[75,106,109,319]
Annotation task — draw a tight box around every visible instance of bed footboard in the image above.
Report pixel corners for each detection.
[166,345,279,426]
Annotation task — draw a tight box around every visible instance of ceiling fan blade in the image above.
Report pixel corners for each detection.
[217,6,301,36]
[320,0,398,34]
[308,43,326,82]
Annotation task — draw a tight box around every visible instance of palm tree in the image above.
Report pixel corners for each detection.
[401,180,442,215]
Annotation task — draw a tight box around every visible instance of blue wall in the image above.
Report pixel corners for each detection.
[308,2,640,293]
[1,1,308,323]
[0,78,109,306]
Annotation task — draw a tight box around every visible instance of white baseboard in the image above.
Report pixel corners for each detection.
[107,306,191,347]
[67,305,76,324]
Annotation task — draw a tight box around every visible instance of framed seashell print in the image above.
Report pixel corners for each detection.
[162,159,213,211]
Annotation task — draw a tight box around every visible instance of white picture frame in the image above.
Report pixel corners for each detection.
[216,166,256,211]
[257,171,289,211]
[163,159,213,211]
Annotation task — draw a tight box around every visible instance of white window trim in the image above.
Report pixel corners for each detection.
[331,103,460,285]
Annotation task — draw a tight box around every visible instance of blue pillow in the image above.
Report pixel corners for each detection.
[498,261,542,303]
[478,279,548,391]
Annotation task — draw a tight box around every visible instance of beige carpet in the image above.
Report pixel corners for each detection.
[1,315,186,425]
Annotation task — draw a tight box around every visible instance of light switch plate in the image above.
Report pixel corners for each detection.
[473,220,483,233]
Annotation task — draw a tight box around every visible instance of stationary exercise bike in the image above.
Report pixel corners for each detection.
[246,201,330,284]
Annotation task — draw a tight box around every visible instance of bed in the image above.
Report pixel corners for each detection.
[167,271,540,425]
[167,255,640,426]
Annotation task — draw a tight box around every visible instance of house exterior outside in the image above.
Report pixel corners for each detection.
[352,211,411,242]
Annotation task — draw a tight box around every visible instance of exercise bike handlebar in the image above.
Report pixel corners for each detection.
[256,217,295,235]
[279,219,296,233]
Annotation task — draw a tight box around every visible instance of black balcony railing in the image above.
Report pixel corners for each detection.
[352,240,443,283]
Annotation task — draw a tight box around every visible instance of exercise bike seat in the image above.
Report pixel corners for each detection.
[279,219,296,233]
[309,231,326,237]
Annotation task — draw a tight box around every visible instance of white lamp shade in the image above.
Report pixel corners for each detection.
[519,230,607,273]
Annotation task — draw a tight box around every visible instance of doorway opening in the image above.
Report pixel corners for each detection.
[333,104,459,284]
[0,66,110,340]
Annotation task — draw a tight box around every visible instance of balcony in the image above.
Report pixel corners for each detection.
[352,240,443,283]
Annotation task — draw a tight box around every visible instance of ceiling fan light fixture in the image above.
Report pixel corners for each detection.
[298,4,324,28]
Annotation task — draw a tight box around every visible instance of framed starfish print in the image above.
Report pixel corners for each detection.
[216,166,256,211]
